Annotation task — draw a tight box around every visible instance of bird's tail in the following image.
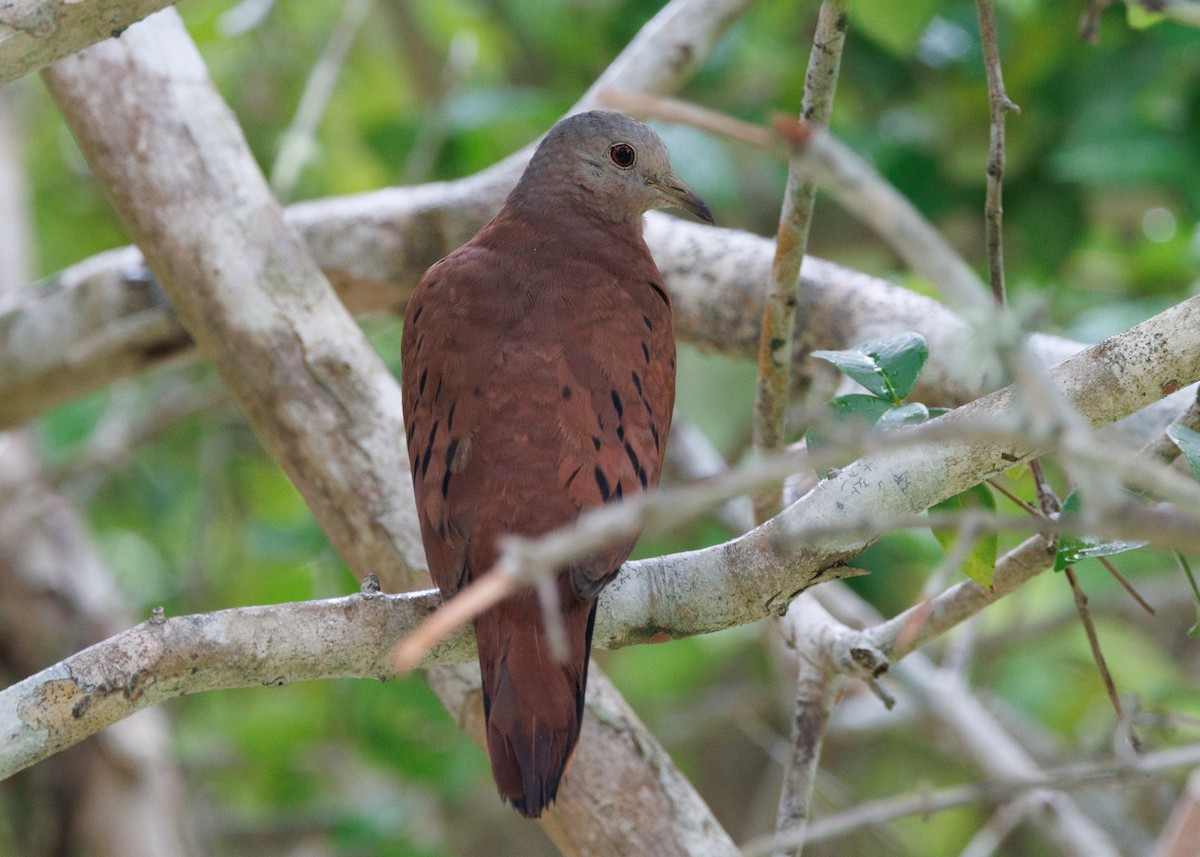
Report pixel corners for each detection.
[475,591,597,818]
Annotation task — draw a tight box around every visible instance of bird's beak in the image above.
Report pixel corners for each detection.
[650,175,714,225]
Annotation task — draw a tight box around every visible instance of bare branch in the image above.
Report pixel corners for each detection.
[0,0,174,86]
[975,0,1019,305]
[43,9,429,591]
[752,0,848,522]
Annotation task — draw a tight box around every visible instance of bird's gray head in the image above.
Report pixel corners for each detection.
[512,110,713,228]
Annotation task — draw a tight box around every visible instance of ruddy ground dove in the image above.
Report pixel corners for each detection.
[402,110,712,817]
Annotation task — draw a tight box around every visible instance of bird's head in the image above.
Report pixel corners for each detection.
[517,110,713,228]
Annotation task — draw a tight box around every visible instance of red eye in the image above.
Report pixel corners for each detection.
[609,142,636,169]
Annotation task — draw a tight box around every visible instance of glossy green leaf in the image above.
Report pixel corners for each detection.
[1054,489,1148,571]
[811,333,929,404]
[1167,424,1200,481]
[931,483,998,588]
[876,401,930,429]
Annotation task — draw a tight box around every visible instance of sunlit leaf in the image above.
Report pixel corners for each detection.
[1126,3,1165,29]
[1054,489,1148,571]
[1167,424,1200,481]
[811,333,929,404]
[931,483,998,588]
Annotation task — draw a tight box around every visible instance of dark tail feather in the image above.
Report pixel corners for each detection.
[477,597,597,818]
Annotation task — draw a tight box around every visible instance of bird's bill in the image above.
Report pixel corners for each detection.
[650,176,714,224]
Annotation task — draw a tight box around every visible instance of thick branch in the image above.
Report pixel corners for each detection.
[0,0,174,86]
[43,9,428,591]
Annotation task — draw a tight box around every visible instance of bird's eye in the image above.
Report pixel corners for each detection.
[609,143,636,169]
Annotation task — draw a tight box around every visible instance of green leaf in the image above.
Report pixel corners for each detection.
[1167,424,1200,481]
[876,402,930,429]
[806,395,894,458]
[1126,3,1165,29]
[1054,489,1149,571]
[811,333,929,404]
[931,484,998,588]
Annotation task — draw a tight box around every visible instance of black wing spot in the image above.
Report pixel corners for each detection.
[647,280,669,306]
[624,441,641,475]
[411,306,423,325]
[594,467,611,502]
[418,369,428,396]
[592,436,601,451]
[425,278,440,290]
[447,401,456,432]
[445,438,459,468]
[643,399,654,418]
[631,371,643,396]
[615,481,624,500]
[434,376,443,402]
[617,425,625,441]
[641,342,650,363]
[638,467,648,490]
[642,314,653,331]
[611,390,624,420]
[422,420,439,477]
[406,419,416,445]
[651,424,660,452]
[441,467,452,499]
[562,386,572,399]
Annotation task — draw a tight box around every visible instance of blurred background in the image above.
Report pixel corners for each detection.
[4,0,1200,854]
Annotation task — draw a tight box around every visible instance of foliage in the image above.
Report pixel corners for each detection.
[10,1,1200,855]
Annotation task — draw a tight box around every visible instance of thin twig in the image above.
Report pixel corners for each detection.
[753,0,848,524]
[975,0,1019,305]
[391,571,516,672]
[1063,564,1139,750]
[1097,556,1155,615]
[987,477,1042,517]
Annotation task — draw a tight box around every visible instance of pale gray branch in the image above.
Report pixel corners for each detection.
[0,0,175,86]
[43,9,429,592]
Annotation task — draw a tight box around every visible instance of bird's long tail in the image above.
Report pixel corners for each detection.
[475,590,597,818]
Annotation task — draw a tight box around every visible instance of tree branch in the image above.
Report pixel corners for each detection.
[752,0,848,522]
[43,8,428,592]
[0,0,175,86]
